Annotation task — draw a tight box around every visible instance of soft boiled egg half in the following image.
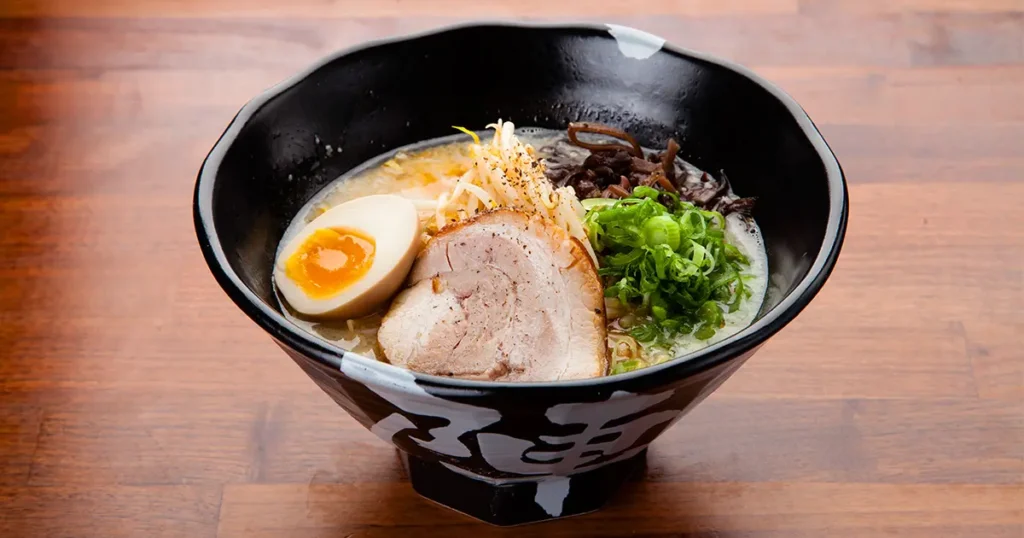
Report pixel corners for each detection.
[274,194,420,320]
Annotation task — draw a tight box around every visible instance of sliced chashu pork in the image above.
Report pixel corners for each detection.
[378,209,607,381]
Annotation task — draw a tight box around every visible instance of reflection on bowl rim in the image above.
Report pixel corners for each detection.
[193,21,849,391]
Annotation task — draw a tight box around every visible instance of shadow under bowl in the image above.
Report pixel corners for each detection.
[194,23,848,526]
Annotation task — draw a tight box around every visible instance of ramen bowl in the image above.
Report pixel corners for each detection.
[194,23,847,526]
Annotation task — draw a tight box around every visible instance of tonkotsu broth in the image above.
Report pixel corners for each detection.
[276,127,768,369]
[276,133,480,359]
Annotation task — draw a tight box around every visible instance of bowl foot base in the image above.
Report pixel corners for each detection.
[400,449,647,526]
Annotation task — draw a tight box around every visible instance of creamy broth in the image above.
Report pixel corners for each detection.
[277,127,768,370]
[660,213,766,358]
[278,134,481,360]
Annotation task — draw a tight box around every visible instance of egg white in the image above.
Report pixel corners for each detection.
[274,194,420,319]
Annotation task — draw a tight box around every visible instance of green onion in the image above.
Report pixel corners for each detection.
[697,301,724,327]
[582,198,617,210]
[629,323,661,343]
[724,242,748,264]
[694,323,717,340]
[651,305,668,321]
[679,210,706,239]
[660,319,682,332]
[643,215,681,251]
[632,186,661,200]
[583,189,752,343]
[611,360,643,375]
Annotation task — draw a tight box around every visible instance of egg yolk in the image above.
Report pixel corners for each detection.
[285,227,376,299]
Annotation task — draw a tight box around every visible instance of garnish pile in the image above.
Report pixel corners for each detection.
[583,186,752,353]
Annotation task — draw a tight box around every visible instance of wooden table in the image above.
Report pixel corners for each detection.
[2,1,1022,536]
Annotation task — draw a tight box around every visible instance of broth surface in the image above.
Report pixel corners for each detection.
[277,128,768,369]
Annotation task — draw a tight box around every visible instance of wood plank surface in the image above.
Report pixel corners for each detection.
[1,1,1021,536]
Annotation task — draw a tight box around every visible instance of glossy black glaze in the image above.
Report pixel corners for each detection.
[194,23,847,525]
[401,449,648,526]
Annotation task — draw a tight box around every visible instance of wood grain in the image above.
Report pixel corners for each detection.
[0,486,222,538]
[1,0,801,18]
[2,13,1022,72]
[216,482,1022,538]
[1,2,1022,537]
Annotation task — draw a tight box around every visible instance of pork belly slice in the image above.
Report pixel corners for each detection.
[379,210,607,382]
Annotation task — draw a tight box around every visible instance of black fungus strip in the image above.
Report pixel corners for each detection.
[567,122,644,157]
[541,123,756,217]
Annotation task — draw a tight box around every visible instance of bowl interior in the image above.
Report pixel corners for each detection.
[204,24,836,366]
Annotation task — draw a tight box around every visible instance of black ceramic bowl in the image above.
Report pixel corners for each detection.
[194,23,847,526]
